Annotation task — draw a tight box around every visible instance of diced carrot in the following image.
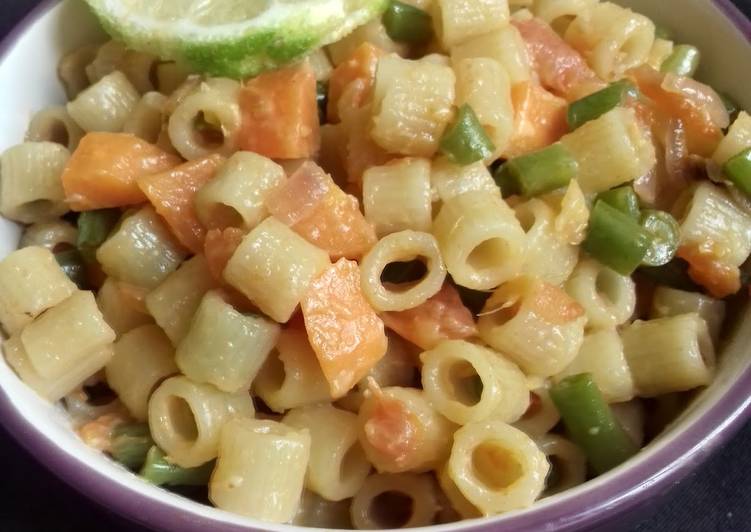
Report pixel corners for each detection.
[77,412,130,452]
[362,392,421,469]
[381,283,477,350]
[301,258,388,398]
[327,43,384,123]
[238,63,320,159]
[505,82,569,159]
[528,282,585,325]
[513,18,605,101]
[203,227,246,283]
[677,245,741,299]
[267,161,377,260]
[117,281,151,314]
[61,132,182,211]
[137,155,224,253]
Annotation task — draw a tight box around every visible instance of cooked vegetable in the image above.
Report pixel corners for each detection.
[495,143,577,197]
[382,1,433,44]
[640,210,680,267]
[583,201,652,275]
[661,45,701,77]
[439,104,496,165]
[567,80,639,130]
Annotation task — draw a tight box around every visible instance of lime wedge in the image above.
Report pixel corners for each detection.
[84,0,388,78]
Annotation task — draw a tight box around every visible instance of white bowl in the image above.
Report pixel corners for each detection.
[1,1,750,531]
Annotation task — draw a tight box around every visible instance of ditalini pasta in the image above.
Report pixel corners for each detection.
[1,1,746,525]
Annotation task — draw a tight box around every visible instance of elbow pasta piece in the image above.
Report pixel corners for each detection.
[514,198,579,286]
[145,255,216,345]
[448,420,549,514]
[647,38,675,70]
[283,404,371,501]
[437,464,482,519]
[96,206,188,290]
[362,158,433,236]
[430,157,500,204]
[0,246,77,334]
[535,434,587,496]
[651,286,726,343]
[371,55,456,157]
[20,220,78,252]
[67,71,140,132]
[194,152,286,231]
[555,328,636,403]
[210,418,310,523]
[432,0,510,48]
[292,490,352,529]
[306,49,333,81]
[450,24,532,85]
[433,191,527,290]
[105,324,177,421]
[350,473,439,529]
[168,78,241,160]
[0,142,69,224]
[478,276,586,377]
[253,328,332,413]
[420,340,529,424]
[20,291,115,381]
[358,386,455,473]
[25,105,84,151]
[565,2,656,81]
[560,107,656,193]
[453,57,514,158]
[97,277,154,336]
[359,230,447,312]
[57,44,98,99]
[176,291,280,393]
[123,91,167,143]
[564,258,636,329]
[224,217,330,323]
[712,111,751,166]
[621,313,715,397]
[533,0,598,28]
[148,375,254,467]
[553,179,590,246]
[512,386,561,438]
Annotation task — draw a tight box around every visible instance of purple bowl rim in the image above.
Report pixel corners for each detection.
[1,1,751,531]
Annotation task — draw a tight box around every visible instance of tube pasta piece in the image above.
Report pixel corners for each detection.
[360,231,446,312]
[85,40,126,84]
[20,291,114,381]
[712,111,751,166]
[283,404,371,501]
[168,78,241,160]
[194,152,285,231]
[512,387,560,438]
[433,191,526,290]
[106,324,177,421]
[123,91,167,143]
[20,220,78,252]
[437,464,482,519]
[137,154,225,253]
[430,158,499,204]
[97,277,154,336]
[450,25,532,85]
[514,199,578,285]
[5,336,113,402]
[327,19,408,66]
[650,286,726,343]
[432,0,510,48]
[25,106,85,151]
[292,490,352,528]
[148,375,254,468]
[448,420,548,515]
[420,340,529,424]
[647,38,674,71]
[67,71,139,132]
[301,258,387,398]
[533,0,598,28]
[266,161,376,260]
[559,107,656,193]
[565,2,655,81]
[371,55,456,157]
[381,282,477,350]
[553,179,589,246]
[210,418,310,523]
[358,385,455,473]
[176,291,280,393]
[478,276,586,377]
[224,217,330,323]
[536,434,587,496]
[0,246,77,334]
[564,258,636,329]
[362,158,432,236]
[254,328,332,413]
[453,57,514,158]
[57,44,98,99]
[145,255,216,345]
[555,328,635,403]
[153,61,191,95]
[621,313,715,397]
[610,400,645,447]
[350,473,439,529]
[0,142,69,224]
[96,206,188,290]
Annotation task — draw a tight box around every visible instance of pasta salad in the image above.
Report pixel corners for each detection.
[0,0,747,528]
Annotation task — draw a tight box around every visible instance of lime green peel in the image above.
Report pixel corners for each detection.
[84,0,390,78]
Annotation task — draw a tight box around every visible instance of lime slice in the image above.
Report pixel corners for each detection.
[84,0,388,78]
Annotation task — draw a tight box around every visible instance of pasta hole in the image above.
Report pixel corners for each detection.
[444,360,483,406]
[515,208,537,233]
[380,259,428,292]
[339,443,366,483]
[521,392,542,420]
[472,441,524,491]
[21,200,56,219]
[193,111,225,149]
[595,269,621,306]
[148,61,160,92]
[206,203,244,230]
[259,351,285,392]
[45,119,70,146]
[167,396,199,442]
[544,454,565,493]
[369,491,414,529]
[467,238,508,272]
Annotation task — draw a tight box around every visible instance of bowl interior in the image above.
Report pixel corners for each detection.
[0,1,750,531]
